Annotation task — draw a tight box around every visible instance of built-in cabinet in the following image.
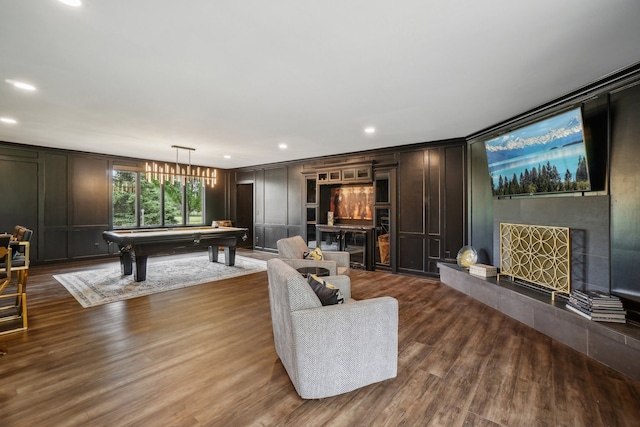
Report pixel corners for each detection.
[316,224,375,270]
[305,173,318,248]
[317,165,371,184]
[397,143,465,275]
[373,170,394,269]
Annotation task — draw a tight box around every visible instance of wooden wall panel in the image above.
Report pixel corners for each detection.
[44,153,68,227]
[264,226,288,250]
[0,156,39,264]
[0,158,38,235]
[444,145,465,260]
[264,168,287,225]
[70,228,110,258]
[44,230,68,261]
[398,236,424,272]
[71,156,109,226]
[287,165,303,226]
[398,150,424,233]
[254,170,264,225]
[426,148,441,235]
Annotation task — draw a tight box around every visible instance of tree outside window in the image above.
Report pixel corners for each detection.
[112,170,137,227]
[112,169,204,228]
[186,178,203,224]
[163,179,184,225]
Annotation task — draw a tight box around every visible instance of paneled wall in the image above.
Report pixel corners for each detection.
[0,143,229,263]
[249,165,304,251]
[397,143,465,275]
[237,139,466,275]
[0,146,39,257]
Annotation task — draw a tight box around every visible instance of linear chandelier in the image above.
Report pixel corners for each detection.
[144,145,217,188]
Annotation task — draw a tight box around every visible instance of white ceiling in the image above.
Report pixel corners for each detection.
[1,1,639,169]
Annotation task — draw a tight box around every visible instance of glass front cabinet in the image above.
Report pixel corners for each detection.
[305,174,318,248]
[374,170,394,269]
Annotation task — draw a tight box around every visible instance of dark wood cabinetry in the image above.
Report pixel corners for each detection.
[316,224,375,270]
[397,142,465,275]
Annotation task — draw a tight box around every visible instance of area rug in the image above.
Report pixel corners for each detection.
[53,254,267,308]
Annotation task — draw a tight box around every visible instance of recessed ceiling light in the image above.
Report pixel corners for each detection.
[364,127,376,134]
[5,79,37,91]
[278,143,288,149]
[1,117,18,124]
[224,155,231,159]
[57,0,82,6]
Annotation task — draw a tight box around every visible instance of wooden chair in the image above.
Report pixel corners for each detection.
[0,234,28,335]
[9,225,32,289]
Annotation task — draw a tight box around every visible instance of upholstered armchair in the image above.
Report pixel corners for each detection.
[277,235,350,276]
[266,258,398,399]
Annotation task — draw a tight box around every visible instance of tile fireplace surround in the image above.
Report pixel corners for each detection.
[438,262,640,382]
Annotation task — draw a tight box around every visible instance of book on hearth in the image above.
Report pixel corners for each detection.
[469,264,497,277]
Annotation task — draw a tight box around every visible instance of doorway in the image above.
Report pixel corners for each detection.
[236,183,254,248]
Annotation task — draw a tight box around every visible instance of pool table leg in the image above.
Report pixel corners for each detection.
[208,245,237,266]
[120,251,133,276]
[224,246,236,266]
[208,245,219,262]
[134,255,148,282]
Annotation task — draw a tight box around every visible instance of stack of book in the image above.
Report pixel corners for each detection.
[469,263,497,278]
[566,290,626,323]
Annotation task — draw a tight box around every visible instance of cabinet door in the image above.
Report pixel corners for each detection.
[397,143,465,275]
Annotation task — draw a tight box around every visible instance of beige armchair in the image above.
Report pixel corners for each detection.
[277,235,350,276]
[267,258,398,399]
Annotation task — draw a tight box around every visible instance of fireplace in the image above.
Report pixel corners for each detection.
[499,223,571,298]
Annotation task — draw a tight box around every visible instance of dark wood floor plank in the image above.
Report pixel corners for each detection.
[1,251,639,426]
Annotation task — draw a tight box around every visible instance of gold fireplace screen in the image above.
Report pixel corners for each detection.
[500,223,571,296]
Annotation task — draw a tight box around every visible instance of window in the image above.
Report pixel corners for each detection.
[186,178,204,224]
[112,170,137,227]
[112,168,204,228]
[164,179,183,225]
[140,173,162,227]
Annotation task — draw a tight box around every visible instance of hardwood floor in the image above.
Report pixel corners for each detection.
[1,251,640,426]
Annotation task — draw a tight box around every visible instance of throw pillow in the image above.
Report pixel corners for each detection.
[307,274,345,305]
[304,247,323,260]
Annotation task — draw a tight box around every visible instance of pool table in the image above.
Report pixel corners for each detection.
[102,226,248,282]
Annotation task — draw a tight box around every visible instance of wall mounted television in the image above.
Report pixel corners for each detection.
[485,107,591,196]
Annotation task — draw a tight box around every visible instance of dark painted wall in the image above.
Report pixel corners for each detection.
[492,195,609,293]
[0,143,229,263]
[468,64,640,302]
[236,139,467,275]
[610,82,640,303]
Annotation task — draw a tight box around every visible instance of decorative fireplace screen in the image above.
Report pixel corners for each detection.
[500,223,571,296]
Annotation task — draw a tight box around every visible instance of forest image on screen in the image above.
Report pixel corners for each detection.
[485,108,590,196]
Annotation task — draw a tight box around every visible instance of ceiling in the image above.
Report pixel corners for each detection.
[1,1,639,169]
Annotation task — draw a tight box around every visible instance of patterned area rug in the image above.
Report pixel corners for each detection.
[53,254,267,308]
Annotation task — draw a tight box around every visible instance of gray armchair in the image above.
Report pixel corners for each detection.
[267,258,398,399]
[277,235,350,276]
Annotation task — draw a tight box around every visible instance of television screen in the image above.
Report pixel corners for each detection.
[485,107,590,196]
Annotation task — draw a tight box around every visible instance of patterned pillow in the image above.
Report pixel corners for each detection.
[307,274,345,305]
[304,247,323,260]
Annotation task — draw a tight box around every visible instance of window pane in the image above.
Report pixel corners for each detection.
[164,179,183,225]
[112,170,137,228]
[186,178,204,225]
[141,174,162,227]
